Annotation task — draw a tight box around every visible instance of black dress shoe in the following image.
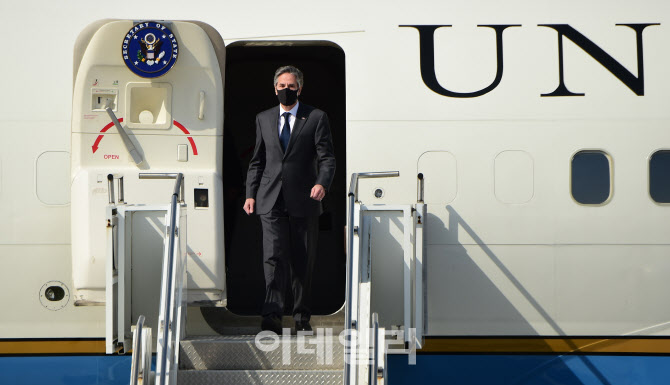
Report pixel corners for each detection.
[295,321,312,332]
[261,315,283,334]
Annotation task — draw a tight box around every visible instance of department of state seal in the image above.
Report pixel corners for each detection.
[122,21,179,78]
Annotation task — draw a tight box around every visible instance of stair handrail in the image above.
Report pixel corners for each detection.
[345,171,399,385]
[369,312,379,385]
[129,315,145,385]
[146,173,186,385]
[130,315,153,385]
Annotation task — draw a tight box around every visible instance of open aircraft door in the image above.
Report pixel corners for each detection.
[70,20,226,342]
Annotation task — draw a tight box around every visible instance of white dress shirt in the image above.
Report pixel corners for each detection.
[277,101,299,136]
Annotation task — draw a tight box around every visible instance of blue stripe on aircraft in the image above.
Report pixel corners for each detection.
[0,355,134,385]
[388,354,670,384]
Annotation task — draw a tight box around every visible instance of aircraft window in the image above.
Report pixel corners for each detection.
[571,151,611,205]
[649,150,670,203]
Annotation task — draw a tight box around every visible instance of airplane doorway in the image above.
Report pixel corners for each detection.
[219,41,346,317]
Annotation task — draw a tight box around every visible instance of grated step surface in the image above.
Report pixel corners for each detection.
[177,369,343,385]
[180,334,344,370]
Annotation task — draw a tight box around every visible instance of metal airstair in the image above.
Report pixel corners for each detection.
[177,327,344,384]
[117,171,426,385]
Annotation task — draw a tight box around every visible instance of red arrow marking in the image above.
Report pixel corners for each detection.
[187,137,198,155]
[174,120,198,155]
[173,120,190,134]
[93,118,124,153]
[92,118,200,156]
[100,118,123,133]
[92,135,104,153]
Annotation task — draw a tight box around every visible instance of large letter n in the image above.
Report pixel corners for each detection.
[539,23,659,97]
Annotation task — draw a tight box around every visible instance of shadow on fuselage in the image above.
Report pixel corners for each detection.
[422,206,611,385]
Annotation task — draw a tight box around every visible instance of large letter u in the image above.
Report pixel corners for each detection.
[400,25,520,98]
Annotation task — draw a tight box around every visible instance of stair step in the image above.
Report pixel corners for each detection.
[180,334,344,370]
[177,369,343,385]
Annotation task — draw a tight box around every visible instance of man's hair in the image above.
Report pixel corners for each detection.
[274,65,304,89]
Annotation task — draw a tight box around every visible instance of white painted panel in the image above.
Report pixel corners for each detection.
[418,151,457,204]
[0,245,104,338]
[0,121,70,245]
[36,151,71,205]
[555,245,670,336]
[425,244,555,336]
[495,150,534,204]
[425,244,670,336]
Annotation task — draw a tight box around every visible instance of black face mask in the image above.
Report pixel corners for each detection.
[277,88,299,106]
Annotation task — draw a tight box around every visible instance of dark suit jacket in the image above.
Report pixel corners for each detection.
[246,103,336,217]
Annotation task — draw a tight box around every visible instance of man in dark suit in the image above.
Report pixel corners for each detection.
[244,65,336,333]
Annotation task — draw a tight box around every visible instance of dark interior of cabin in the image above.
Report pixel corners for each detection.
[211,41,346,318]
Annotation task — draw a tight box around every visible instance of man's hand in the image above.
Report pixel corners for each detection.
[310,184,326,201]
[243,198,255,215]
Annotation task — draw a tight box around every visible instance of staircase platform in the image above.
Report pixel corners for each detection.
[180,334,344,370]
[177,369,343,385]
[179,310,347,384]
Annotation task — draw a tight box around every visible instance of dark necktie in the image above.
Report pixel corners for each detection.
[280,112,291,151]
